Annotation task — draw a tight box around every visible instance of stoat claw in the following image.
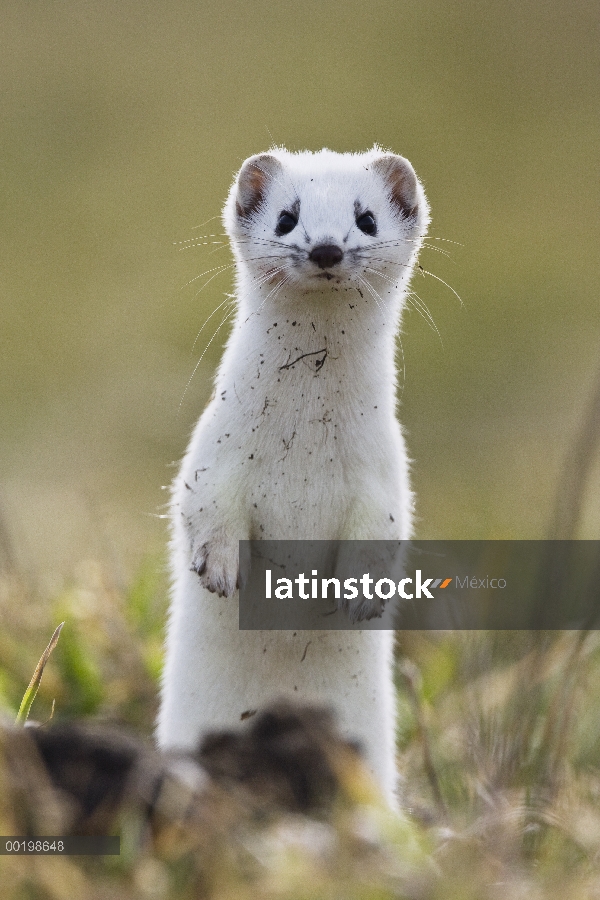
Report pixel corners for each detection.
[340,593,385,624]
[191,537,239,598]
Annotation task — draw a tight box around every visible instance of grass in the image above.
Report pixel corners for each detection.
[3,566,600,897]
[15,621,63,725]
[1,365,599,898]
[0,557,165,732]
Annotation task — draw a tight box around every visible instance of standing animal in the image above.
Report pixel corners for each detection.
[158,146,430,804]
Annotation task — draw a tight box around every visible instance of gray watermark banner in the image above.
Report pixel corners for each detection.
[238,541,600,630]
[0,836,120,855]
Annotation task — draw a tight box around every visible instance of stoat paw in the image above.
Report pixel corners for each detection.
[334,543,395,623]
[340,592,385,624]
[190,536,239,597]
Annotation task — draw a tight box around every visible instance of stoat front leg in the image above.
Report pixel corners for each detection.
[190,527,241,597]
[335,498,410,622]
[177,475,249,598]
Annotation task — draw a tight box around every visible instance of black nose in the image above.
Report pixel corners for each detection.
[309,244,344,269]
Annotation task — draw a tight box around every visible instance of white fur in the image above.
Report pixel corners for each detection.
[157,147,429,805]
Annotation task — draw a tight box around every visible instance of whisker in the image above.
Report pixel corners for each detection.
[178,240,228,251]
[365,278,390,314]
[379,236,452,259]
[181,262,235,290]
[174,233,227,244]
[266,273,292,304]
[360,240,406,253]
[206,236,293,257]
[363,237,453,259]
[191,294,235,352]
[406,292,444,346]
[420,242,452,258]
[231,236,294,249]
[421,235,463,246]
[363,254,463,310]
[363,239,450,260]
[360,258,458,308]
[362,271,408,395]
[248,266,288,291]
[208,241,291,261]
[364,266,400,288]
[182,253,290,293]
[179,305,237,409]
[356,274,388,318]
[245,269,293,322]
[177,233,292,260]
[191,215,222,230]
[372,234,463,248]
[417,265,464,308]
[362,268,407,396]
[249,263,294,293]
[192,263,238,292]
[244,253,293,264]
[355,255,412,271]
[208,242,234,256]
[364,238,422,252]
[363,267,443,344]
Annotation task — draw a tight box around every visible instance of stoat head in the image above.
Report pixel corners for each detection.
[223,146,430,301]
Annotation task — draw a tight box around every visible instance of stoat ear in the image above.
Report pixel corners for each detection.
[235,154,282,219]
[372,154,419,220]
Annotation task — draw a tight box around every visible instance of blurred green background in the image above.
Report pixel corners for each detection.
[1,0,599,587]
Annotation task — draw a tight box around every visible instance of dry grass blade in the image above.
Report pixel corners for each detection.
[550,354,600,540]
[15,622,64,725]
[399,659,447,818]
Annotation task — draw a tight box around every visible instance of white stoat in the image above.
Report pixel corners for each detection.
[157,147,430,804]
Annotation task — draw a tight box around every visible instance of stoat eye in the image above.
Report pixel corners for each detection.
[275,211,297,236]
[356,212,377,236]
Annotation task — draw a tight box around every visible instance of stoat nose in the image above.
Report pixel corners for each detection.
[309,244,344,269]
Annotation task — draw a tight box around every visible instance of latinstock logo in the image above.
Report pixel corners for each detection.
[264,569,457,602]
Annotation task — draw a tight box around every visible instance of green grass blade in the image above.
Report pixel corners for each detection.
[15,622,65,725]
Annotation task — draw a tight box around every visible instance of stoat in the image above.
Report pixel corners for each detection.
[157,147,430,804]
